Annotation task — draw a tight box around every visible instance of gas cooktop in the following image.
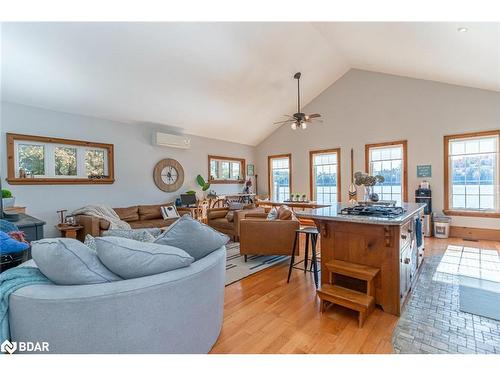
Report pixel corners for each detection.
[340,205,405,218]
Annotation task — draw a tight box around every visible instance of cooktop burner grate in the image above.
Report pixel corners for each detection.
[340,205,405,218]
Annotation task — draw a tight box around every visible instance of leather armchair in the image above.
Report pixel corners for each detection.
[207,207,265,241]
[239,213,300,259]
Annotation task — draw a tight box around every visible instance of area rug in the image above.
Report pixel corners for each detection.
[392,245,500,354]
[225,242,289,285]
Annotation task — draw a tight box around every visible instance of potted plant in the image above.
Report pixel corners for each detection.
[301,194,307,202]
[354,172,385,202]
[2,189,15,208]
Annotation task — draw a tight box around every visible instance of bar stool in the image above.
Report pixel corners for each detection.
[287,226,320,288]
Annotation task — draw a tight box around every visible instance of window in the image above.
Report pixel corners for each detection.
[7,133,114,185]
[18,143,45,176]
[268,154,291,202]
[365,140,408,205]
[310,148,341,204]
[444,130,500,217]
[55,146,77,176]
[208,155,245,183]
[85,149,106,176]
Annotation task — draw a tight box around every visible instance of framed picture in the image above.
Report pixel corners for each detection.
[247,164,254,176]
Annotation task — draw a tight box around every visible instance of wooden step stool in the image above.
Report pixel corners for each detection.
[318,260,380,328]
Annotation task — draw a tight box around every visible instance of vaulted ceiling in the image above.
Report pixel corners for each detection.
[2,22,499,145]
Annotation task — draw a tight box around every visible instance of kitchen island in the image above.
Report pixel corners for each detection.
[297,203,426,316]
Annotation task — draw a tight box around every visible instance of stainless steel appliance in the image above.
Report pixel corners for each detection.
[340,204,405,218]
[415,187,432,237]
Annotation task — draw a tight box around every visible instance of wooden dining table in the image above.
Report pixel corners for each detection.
[255,200,330,210]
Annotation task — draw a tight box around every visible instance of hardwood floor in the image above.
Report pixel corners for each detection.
[210,237,500,354]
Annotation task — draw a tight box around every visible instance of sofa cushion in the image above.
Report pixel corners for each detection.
[210,217,233,230]
[155,215,229,261]
[130,219,175,229]
[113,206,139,222]
[138,204,163,220]
[102,229,156,242]
[95,236,194,279]
[31,238,122,285]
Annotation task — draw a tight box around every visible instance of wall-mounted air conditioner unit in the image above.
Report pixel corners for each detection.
[153,132,191,150]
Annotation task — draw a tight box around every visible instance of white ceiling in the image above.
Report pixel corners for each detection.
[2,22,499,145]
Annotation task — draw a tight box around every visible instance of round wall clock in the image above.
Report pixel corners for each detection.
[153,158,184,192]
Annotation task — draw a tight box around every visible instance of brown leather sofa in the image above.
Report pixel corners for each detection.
[75,203,192,241]
[207,207,265,241]
[239,212,300,260]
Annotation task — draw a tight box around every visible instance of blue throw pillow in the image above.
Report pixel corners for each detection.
[95,236,194,279]
[154,215,229,261]
[32,238,122,285]
[0,231,29,255]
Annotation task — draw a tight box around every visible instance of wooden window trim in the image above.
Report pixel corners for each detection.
[365,140,408,202]
[443,129,500,218]
[6,133,114,185]
[207,155,246,184]
[268,153,292,201]
[309,148,341,202]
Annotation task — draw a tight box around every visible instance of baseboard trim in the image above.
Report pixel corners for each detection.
[450,226,500,242]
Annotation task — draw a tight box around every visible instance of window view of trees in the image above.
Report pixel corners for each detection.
[85,149,105,176]
[312,152,338,204]
[18,144,45,175]
[449,136,498,210]
[369,145,404,205]
[55,146,77,176]
[271,157,290,201]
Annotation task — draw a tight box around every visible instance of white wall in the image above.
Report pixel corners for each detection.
[1,102,255,236]
[256,69,500,230]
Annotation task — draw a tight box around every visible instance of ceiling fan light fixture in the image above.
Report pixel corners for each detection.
[291,122,297,130]
[300,121,307,130]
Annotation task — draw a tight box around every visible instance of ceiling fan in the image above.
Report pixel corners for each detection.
[274,72,322,130]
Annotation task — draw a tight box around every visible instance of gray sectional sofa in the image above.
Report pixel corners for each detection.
[9,246,226,354]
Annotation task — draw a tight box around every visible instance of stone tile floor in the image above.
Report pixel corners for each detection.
[392,246,500,354]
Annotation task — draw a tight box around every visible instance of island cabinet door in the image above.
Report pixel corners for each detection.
[400,245,411,303]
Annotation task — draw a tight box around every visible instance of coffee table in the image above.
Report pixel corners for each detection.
[459,248,500,320]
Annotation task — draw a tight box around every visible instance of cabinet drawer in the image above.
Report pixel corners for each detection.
[399,220,412,249]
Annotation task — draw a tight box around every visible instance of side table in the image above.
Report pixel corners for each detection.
[55,224,83,239]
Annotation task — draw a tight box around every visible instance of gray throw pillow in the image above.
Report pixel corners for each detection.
[31,238,122,285]
[154,215,229,261]
[95,236,194,279]
[102,229,157,242]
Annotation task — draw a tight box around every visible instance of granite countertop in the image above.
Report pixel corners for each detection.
[296,203,426,225]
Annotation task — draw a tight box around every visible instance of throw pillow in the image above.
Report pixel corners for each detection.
[0,231,29,255]
[102,229,156,242]
[225,211,235,222]
[154,215,229,261]
[161,205,180,219]
[31,238,122,285]
[266,207,278,221]
[84,234,97,251]
[95,237,194,279]
[277,205,294,220]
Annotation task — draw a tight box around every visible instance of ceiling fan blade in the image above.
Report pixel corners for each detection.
[308,113,322,119]
[273,120,295,125]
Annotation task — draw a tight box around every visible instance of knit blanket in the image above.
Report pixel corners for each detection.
[0,266,52,345]
[72,205,131,230]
